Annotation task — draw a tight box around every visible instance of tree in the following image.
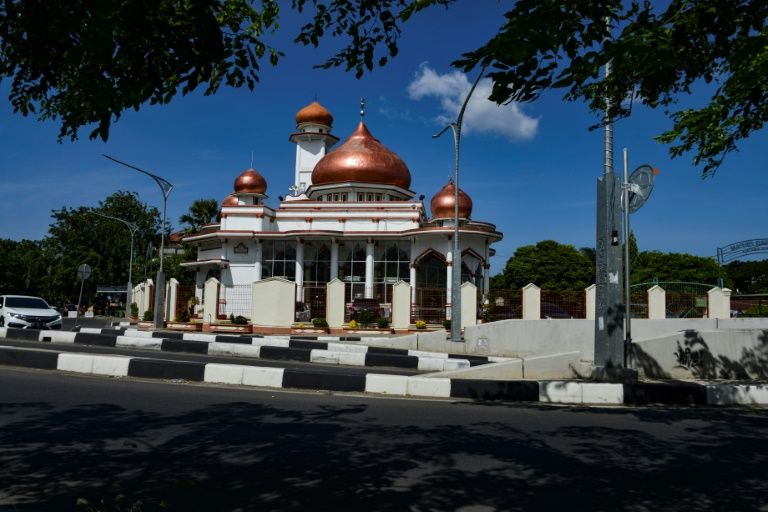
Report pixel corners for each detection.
[493,240,594,290]
[631,251,723,285]
[3,1,764,174]
[294,0,767,176]
[179,199,220,234]
[0,0,281,141]
[725,259,768,294]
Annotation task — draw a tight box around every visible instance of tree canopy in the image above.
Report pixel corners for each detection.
[179,199,220,234]
[493,240,594,290]
[1,1,765,172]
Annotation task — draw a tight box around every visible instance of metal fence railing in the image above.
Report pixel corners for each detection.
[731,294,768,317]
[540,290,586,319]
[218,285,252,320]
[630,282,713,318]
[484,289,522,321]
[174,284,196,321]
[303,286,327,320]
[630,286,648,319]
[411,288,447,324]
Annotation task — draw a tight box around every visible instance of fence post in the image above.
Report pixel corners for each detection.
[460,282,477,329]
[707,287,732,319]
[167,278,179,322]
[203,277,220,326]
[585,284,596,320]
[326,278,345,331]
[391,281,411,331]
[522,283,541,320]
[647,285,666,319]
[251,278,296,328]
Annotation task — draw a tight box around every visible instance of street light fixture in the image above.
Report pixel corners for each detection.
[432,66,485,343]
[104,155,173,329]
[91,211,138,319]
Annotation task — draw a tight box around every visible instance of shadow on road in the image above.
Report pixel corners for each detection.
[0,394,767,511]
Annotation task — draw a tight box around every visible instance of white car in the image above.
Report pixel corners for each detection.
[0,295,63,330]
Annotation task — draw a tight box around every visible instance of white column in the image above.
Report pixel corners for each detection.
[364,240,374,299]
[585,284,597,320]
[482,264,490,297]
[330,240,339,280]
[522,283,541,320]
[410,263,417,303]
[647,285,666,319]
[446,250,453,307]
[295,240,304,302]
[254,240,262,281]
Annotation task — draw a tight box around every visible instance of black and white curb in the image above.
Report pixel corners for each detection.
[0,327,508,372]
[0,343,766,405]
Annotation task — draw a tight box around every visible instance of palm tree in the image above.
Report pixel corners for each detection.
[179,199,219,234]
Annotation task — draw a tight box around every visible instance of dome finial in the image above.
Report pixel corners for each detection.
[360,97,366,121]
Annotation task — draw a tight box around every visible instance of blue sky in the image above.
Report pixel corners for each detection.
[1,1,766,274]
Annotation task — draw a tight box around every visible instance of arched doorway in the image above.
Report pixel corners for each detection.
[414,251,447,324]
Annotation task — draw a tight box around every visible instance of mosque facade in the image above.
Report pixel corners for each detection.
[181,100,502,324]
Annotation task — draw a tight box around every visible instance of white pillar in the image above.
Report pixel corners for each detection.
[295,240,304,302]
[460,282,477,329]
[330,240,339,280]
[364,240,374,299]
[254,240,262,281]
[203,277,219,325]
[167,278,179,321]
[585,284,596,320]
[446,250,453,307]
[326,278,345,329]
[482,264,490,298]
[647,285,666,319]
[707,287,732,319]
[409,263,417,303]
[522,283,541,320]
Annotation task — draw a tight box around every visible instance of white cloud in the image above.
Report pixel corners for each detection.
[407,64,539,141]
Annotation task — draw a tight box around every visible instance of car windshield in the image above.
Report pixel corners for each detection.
[5,297,50,309]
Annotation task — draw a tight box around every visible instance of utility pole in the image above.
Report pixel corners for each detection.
[594,52,626,369]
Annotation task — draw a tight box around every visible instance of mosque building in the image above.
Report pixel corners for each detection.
[181,100,502,324]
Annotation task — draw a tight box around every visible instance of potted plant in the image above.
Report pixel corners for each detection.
[415,320,427,330]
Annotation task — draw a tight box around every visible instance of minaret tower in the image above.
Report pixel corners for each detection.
[288,100,339,198]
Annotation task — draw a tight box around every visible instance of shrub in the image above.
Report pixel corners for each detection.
[142,310,154,321]
[130,302,139,318]
[442,319,451,330]
[232,315,248,325]
[312,317,329,328]
[415,320,427,329]
[348,319,358,329]
[176,310,191,322]
[357,309,374,327]
[376,317,389,329]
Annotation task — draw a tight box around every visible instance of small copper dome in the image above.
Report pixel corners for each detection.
[221,194,239,207]
[430,180,472,220]
[234,168,267,194]
[295,100,334,127]
[312,122,411,189]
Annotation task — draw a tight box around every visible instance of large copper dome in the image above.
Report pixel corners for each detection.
[312,122,411,189]
[234,168,267,194]
[295,100,333,127]
[430,180,472,219]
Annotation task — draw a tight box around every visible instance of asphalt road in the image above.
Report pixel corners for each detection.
[1,368,766,511]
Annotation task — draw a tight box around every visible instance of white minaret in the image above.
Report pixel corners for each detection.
[289,100,338,197]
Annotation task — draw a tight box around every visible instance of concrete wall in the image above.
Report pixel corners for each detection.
[632,328,768,380]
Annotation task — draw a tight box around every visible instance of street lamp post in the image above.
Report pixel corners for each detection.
[104,155,173,329]
[432,67,485,342]
[92,211,138,319]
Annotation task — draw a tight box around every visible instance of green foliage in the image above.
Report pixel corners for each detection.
[232,315,248,325]
[312,317,329,328]
[294,0,767,176]
[376,317,389,329]
[348,319,358,329]
[442,319,451,330]
[179,199,220,233]
[0,0,282,141]
[631,251,723,285]
[131,303,139,318]
[415,320,427,329]
[356,309,374,327]
[176,309,191,322]
[725,259,768,294]
[494,240,593,290]
[142,310,154,321]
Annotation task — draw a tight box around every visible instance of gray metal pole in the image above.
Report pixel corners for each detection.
[153,196,167,329]
[623,148,632,368]
[432,66,485,342]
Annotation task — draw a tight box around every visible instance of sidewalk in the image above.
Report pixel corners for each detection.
[1,326,766,406]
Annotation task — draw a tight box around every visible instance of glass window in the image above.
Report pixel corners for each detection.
[261,240,297,280]
[373,241,410,302]
[303,242,331,286]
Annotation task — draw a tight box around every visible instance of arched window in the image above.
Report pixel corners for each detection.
[261,240,297,280]
[416,252,446,288]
